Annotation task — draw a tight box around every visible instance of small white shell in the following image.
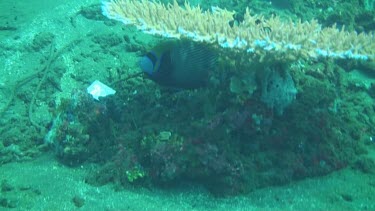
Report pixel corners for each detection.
[87,80,116,101]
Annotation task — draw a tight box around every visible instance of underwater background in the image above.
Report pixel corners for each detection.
[1,0,375,210]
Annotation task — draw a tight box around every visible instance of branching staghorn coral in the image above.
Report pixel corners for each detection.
[101,0,375,63]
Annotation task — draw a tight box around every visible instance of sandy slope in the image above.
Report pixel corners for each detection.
[0,154,374,210]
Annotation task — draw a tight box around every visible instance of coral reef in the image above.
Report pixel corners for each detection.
[78,55,372,195]
[45,89,114,166]
[101,0,375,62]
[2,0,374,198]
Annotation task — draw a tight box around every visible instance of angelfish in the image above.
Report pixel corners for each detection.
[139,40,217,89]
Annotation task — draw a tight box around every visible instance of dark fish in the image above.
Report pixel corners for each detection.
[139,40,217,89]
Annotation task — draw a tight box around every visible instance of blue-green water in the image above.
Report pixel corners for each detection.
[0,0,374,210]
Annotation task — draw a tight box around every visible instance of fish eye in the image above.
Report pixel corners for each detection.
[146,51,158,65]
